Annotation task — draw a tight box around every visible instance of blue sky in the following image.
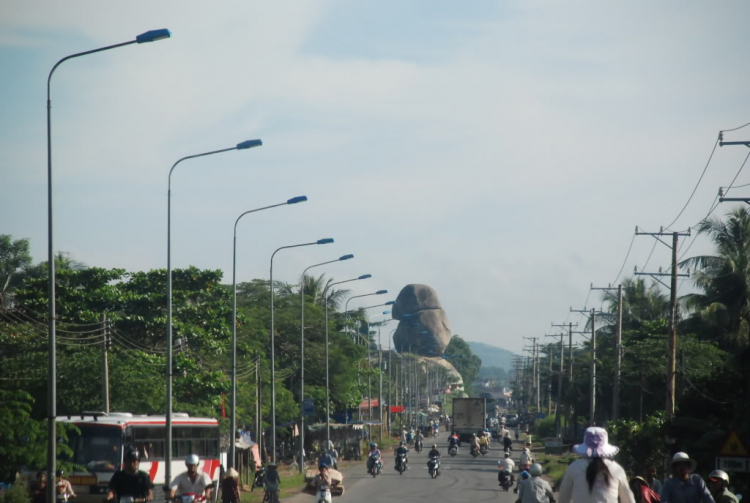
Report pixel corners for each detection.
[2,0,750,354]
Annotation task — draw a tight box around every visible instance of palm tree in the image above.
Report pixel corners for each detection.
[299,273,350,310]
[680,207,750,348]
[603,277,669,328]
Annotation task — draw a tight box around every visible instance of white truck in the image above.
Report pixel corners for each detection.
[451,397,487,443]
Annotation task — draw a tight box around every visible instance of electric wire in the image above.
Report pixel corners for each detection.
[664,138,719,230]
[612,232,636,285]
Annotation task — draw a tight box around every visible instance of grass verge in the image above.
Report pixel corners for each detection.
[536,453,575,489]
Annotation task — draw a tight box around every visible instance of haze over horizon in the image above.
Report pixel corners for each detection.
[3,1,750,354]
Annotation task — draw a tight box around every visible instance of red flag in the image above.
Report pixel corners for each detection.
[221,393,226,418]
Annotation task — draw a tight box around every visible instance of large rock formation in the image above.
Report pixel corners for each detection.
[392,284,452,355]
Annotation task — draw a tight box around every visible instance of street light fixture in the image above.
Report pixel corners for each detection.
[344,290,388,345]
[268,238,333,462]
[298,254,353,473]
[45,29,170,502]
[165,139,262,484]
[229,196,307,470]
[321,274,372,445]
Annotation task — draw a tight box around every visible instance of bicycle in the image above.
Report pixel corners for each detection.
[262,488,279,503]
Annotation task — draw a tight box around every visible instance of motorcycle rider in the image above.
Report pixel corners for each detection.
[520,447,534,472]
[312,464,332,503]
[428,444,441,459]
[448,432,459,454]
[55,470,76,501]
[708,470,738,503]
[503,434,514,453]
[517,463,555,503]
[479,431,490,451]
[515,426,520,440]
[470,433,481,455]
[367,443,382,474]
[107,447,153,502]
[169,454,213,500]
[498,451,516,487]
[394,441,410,471]
[263,464,281,499]
[407,428,415,445]
[415,430,425,451]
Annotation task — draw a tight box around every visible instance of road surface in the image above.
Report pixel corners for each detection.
[287,438,523,503]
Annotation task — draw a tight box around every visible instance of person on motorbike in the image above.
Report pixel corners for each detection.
[107,447,153,502]
[517,463,555,503]
[415,430,425,450]
[318,450,334,470]
[367,443,382,474]
[520,447,534,472]
[515,426,520,440]
[312,463,332,503]
[498,451,515,487]
[470,433,480,455]
[394,442,409,471]
[708,470,738,503]
[428,444,441,459]
[169,454,213,501]
[503,434,514,453]
[479,432,490,450]
[55,470,76,501]
[407,428,415,445]
[263,464,281,500]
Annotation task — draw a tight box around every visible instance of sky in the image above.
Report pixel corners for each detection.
[2,0,750,355]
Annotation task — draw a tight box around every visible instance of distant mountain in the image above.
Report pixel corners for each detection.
[467,341,517,370]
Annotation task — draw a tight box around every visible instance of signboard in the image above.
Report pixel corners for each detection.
[720,431,749,457]
[390,405,405,413]
[716,457,750,473]
[303,398,315,416]
[69,475,97,486]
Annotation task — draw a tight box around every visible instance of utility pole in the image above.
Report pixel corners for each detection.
[101,314,109,413]
[635,226,690,421]
[255,352,262,461]
[591,283,624,420]
[547,343,553,415]
[523,337,539,412]
[571,308,605,426]
[546,331,565,436]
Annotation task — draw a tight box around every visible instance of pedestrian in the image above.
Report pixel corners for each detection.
[647,466,663,496]
[221,468,240,503]
[660,452,714,503]
[558,426,635,503]
[630,476,661,503]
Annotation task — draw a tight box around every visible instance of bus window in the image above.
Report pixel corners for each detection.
[66,425,122,472]
[131,426,166,460]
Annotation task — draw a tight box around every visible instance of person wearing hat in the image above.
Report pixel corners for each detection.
[707,470,737,503]
[312,463,332,503]
[558,427,635,503]
[629,476,660,503]
[221,469,240,503]
[517,463,555,503]
[661,453,714,503]
[499,451,516,487]
[107,447,153,502]
[263,463,281,502]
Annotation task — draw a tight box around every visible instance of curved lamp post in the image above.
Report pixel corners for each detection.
[229,196,307,470]
[269,238,333,462]
[166,138,262,484]
[321,274,371,446]
[45,29,170,501]
[344,290,388,345]
[298,254,353,472]
[366,311,390,436]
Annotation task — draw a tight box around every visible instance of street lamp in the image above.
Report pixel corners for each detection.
[366,311,390,437]
[321,274,372,446]
[344,290,388,346]
[45,29,170,502]
[269,238,334,462]
[165,138,262,484]
[229,196,307,470]
[298,254,353,473]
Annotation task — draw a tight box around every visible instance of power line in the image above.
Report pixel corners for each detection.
[664,138,720,230]
[612,232,636,285]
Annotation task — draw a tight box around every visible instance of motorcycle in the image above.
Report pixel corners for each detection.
[427,456,441,479]
[367,453,382,478]
[499,471,513,492]
[470,445,479,458]
[395,453,407,475]
[175,495,206,503]
[480,444,489,455]
[316,485,332,503]
[252,466,267,491]
[415,440,423,453]
[448,445,458,457]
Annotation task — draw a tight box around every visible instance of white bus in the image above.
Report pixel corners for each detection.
[57,412,224,503]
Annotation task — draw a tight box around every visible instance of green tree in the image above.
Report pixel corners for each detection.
[0,235,32,309]
[444,335,482,393]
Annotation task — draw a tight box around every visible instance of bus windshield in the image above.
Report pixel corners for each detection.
[67,425,123,472]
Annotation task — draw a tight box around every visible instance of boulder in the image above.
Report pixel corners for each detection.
[391,284,443,319]
[392,285,452,355]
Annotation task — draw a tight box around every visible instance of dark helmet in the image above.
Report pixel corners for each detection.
[399,441,404,446]
[55,470,64,477]
[124,447,140,462]
[319,463,328,469]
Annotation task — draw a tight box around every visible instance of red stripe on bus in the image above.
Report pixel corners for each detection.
[149,462,159,482]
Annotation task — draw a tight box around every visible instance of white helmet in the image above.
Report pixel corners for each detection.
[530,463,543,476]
[504,452,511,458]
[186,454,200,466]
[709,470,729,485]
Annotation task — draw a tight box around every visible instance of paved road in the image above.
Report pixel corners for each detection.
[287,438,522,503]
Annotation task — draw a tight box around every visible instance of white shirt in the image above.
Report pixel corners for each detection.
[520,451,534,465]
[170,471,213,496]
[558,458,635,503]
[498,458,515,471]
